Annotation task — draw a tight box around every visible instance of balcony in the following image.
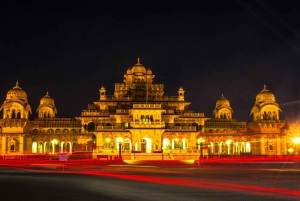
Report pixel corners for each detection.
[133,104,161,108]
[104,95,133,101]
[181,113,205,117]
[81,111,109,116]
[116,109,129,114]
[130,121,165,128]
[167,126,197,131]
[96,126,125,131]
[153,96,179,101]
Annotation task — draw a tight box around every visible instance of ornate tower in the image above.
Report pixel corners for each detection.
[178,87,185,101]
[213,94,233,119]
[249,84,284,133]
[99,86,106,100]
[0,80,32,119]
[36,92,57,118]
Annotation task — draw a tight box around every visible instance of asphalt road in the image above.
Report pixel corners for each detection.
[0,159,299,201]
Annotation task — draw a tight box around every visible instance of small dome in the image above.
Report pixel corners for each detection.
[131,58,146,74]
[256,84,275,102]
[216,94,230,107]
[126,67,132,74]
[146,68,152,74]
[6,81,27,100]
[40,92,54,106]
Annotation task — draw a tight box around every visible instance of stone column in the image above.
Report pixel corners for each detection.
[260,136,265,155]
[96,133,103,151]
[276,135,281,155]
[1,136,6,155]
[19,136,24,154]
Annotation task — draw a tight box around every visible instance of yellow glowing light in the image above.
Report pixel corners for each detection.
[197,138,204,143]
[226,140,232,144]
[287,148,294,153]
[293,138,300,144]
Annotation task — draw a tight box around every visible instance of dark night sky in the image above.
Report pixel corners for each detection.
[1,0,300,123]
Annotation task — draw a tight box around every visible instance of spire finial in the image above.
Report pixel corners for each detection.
[46,91,49,96]
[221,93,224,97]
[137,57,140,64]
[13,80,21,89]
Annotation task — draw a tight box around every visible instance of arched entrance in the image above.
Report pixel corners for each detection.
[123,138,131,152]
[141,137,151,153]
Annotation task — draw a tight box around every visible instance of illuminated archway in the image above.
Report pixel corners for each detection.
[141,137,152,153]
[50,140,59,154]
[246,142,251,153]
[38,142,43,153]
[123,138,131,152]
[115,137,124,151]
[32,142,37,153]
[163,138,170,153]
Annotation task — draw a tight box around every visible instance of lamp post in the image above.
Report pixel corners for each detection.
[198,138,205,159]
[118,142,122,159]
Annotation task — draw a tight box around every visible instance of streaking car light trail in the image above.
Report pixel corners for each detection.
[79,171,300,200]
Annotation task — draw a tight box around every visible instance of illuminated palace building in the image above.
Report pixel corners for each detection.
[0,59,289,159]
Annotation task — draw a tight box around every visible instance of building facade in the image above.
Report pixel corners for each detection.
[0,59,288,159]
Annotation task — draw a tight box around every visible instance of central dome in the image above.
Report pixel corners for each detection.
[256,84,275,102]
[6,81,27,100]
[131,58,146,74]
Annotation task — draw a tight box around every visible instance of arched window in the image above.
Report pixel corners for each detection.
[192,122,198,131]
[16,111,21,119]
[11,110,16,119]
[88,122,95,131]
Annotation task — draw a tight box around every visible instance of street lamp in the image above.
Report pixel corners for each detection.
[293,137,300,155]
[197,138,205,159]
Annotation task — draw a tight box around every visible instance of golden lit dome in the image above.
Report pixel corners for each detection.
[131,58,146,73]
[146,68,152,74]
[40,91,55,106]
[216,94,230,107]
[255,84,275,102]
[126,67,132,74]
[6,80,27,100]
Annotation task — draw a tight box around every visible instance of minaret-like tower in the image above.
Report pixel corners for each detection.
[99,86,106,100]
[249,84,284,133]
[178,87,185,101]
[0,80,32,119]
[36,92,57,118]
[213,94,233,119]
